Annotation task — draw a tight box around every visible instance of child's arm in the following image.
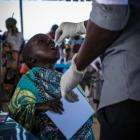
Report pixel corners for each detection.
[35,100,64,114]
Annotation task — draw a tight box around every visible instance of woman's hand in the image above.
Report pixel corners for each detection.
[65,91,79,103]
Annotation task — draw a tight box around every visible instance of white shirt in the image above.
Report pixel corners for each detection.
[90,0,140,108]
[6,32,24,52]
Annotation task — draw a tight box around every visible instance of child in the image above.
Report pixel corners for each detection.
[9,34,94,140]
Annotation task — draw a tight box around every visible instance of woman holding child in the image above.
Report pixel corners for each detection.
[9,34,94,140]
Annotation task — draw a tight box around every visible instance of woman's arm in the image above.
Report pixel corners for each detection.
[75,20,120,70]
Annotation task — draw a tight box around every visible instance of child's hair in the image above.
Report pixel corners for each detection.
[22,34,54,68]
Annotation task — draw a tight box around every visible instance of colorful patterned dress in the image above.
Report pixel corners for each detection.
[9,67,94,140]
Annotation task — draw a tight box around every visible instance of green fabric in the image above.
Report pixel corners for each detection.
[9,67,94,140]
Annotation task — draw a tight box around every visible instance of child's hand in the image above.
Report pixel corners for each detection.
[35,100,64,114]
[48,100,64,114]
[65,91,79,103]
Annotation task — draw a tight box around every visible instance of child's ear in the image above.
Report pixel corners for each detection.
[30,57,37,64]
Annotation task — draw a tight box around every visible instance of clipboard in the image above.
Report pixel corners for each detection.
[46,87,94,139]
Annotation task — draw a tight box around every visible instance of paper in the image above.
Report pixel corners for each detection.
[46,87,94,139]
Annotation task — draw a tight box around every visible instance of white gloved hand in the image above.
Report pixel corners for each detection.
[55,22,86,45]
[60,54,85,97]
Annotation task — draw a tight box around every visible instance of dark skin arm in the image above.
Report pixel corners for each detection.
[75,20,121,71]
[35,100,64,114]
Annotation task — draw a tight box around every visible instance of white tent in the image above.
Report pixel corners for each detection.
[0,0,91,39]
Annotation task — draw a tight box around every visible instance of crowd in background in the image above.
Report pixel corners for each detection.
[0,18,24,100]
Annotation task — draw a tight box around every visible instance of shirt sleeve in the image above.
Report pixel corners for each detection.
[90,0,129,31]
[9,88,36,130]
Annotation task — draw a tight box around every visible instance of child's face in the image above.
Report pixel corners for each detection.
[43,38,60,63]
[24,34,60,68]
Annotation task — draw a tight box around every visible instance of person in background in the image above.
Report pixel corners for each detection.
[69,35,84,53]
[78,57,102,112]
[88,59,103,110]
[3,17,24,68]
[63,44,71,63]
[9,34,94,140]
[55,0,140,139]
[1,18,24,95]
[68,35,84,60]
[47,24,65,63]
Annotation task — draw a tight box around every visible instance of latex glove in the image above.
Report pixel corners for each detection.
[65,91,79,103]
[60,54,85,97]
[55,22,86,45]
